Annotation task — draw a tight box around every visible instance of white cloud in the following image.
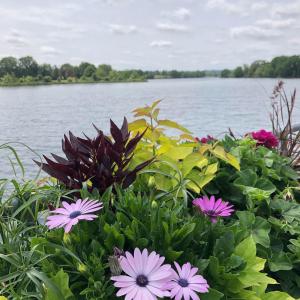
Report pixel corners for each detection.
[156,22,189,32]
[4,30,28,47]
[206,0,247,14]
[108,24,138,34]
[40,46,61,55]
[251,2,268,11]
[161,7,191,20]
[256,18,295,29]
[289,38,300,46]
[230,25,281,40]
[150,40,173,48]
[272,1,300,18]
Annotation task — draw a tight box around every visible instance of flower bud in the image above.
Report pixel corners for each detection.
[148,176,155,188]
[108,256,123,276]
[151,200,158,209]
[77,263,87,273]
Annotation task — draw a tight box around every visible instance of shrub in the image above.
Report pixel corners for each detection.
[35,118,153,194]
[1,103,299,300]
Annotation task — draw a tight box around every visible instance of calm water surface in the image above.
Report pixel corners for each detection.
[1,78,300,178]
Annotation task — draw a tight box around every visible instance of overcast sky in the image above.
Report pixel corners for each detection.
[0,0,299,70]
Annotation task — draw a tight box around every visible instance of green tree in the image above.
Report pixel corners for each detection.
[52,66,60,80]
[0,57,18,77]
[18,56,38,77]
[38,64,53,77]
[221,69,231,78]
[60,64,75,79]
[82,65,96,78]
[233,66,244,78]
[96,64,112,80]
[78,62,95,78]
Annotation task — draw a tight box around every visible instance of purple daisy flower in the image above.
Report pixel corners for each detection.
[111,248,172,300]
[192,196,234,223]
[46,198,103,233]
[166,262,209,300]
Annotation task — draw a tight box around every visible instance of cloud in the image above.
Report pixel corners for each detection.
[230,25,281,40]
[40,46,61,55]
[289,38,300,46]
[4,30,28,47]
[161,7,191,20]
[272,1,300,18]
[156,22,189,32]
[206,0,246,14]
[150,40,173,48]
[108,24,138,34]
[255,18,295,29]
[251,2,268,11]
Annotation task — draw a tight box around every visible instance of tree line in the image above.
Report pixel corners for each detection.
[221,55,300,78]
[0,56,206,86]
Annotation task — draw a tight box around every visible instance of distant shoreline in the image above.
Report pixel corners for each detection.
[0,78,147,87]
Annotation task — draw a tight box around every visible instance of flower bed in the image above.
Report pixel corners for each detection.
[0,101,299,300]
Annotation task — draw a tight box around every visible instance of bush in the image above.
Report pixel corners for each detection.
[0,102,299,300]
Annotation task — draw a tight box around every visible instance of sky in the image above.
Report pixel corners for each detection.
[0,0,299,70]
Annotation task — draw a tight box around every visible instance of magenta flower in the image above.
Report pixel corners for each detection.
[195,135,216,144]
[46,198,103,233]
[193,196,234,223]
[251,129,278,149]
[111,248,172,300]
[166,262,209,300]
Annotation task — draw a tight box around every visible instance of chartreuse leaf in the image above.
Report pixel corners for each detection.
[261,291,294,300]
[163,146,193,160]
[132,106,152,117]
[151,99,162,109]
[205,162,218,175]
[158,119,192,133]
[180,133,196,141]
[187,170,215,193]
[0,297,8,300]
[198,144,212,154]
[181,152,208,176]
[234,236,256,264]
[45,269,73,300]
[128,119,148,131]
[210,145,240,170]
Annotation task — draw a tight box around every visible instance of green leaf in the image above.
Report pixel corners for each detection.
[45,269,73,300]
[252,217,271,248]
[201,289,224,300]
[268,252,293,272]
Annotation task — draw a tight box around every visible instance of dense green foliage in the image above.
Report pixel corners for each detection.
[0,56,206,87]
[0,102,300,299]
[221,55,300,78]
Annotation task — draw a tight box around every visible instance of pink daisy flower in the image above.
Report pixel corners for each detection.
[192,196,234,223]
[166,262,209,300]
[46,198,103,233]
[111,248,172,300]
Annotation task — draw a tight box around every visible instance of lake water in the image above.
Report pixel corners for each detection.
[1,77,300,178]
